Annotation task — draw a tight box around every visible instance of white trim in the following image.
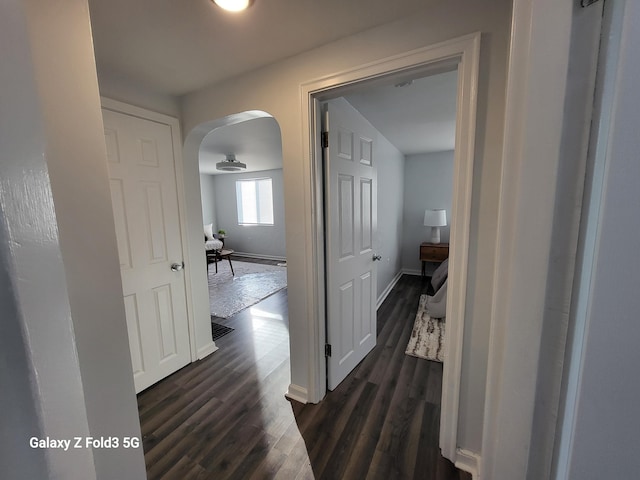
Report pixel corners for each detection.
[455,449,481,479]
[553,2,624,477]
[481,0,575,478]
[101,98,178,127]
[100,97,199,362]
[197,341,218,360]
[440,30,480,463]
[376,270,403,309]
[299,33,481,461]
[402,268,422,277]
[302,96,326,404]
[231,252,287,262]
[285,383,308,404]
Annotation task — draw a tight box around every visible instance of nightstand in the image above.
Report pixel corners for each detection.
[420,242,449,276]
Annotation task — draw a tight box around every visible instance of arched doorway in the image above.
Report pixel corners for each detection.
[181,111,288,358]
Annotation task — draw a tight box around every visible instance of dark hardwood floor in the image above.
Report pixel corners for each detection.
[137,274,470,479]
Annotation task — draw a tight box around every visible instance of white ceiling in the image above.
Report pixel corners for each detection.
[200,67,457,175]
[344,69,458,155]
[199,116,283,175]
[88,0,429,96]
[88,0,457,167]
[198,70,458,174]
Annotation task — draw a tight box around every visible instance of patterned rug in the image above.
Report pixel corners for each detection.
[208,259,287,318]
[405,294,445,362]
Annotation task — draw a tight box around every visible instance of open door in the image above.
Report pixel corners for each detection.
[324,98,379,391]
[103,107,192,393]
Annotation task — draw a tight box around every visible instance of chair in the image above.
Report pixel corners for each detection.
[205,234,234,275]
[208,249,235,275]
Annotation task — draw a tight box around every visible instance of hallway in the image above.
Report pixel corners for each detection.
[137,276,469,479]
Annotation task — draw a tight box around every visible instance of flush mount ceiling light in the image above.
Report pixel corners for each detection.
[216,154,247,171]
[213,0,253,12]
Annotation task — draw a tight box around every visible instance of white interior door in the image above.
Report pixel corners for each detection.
[324,98,378,391]
[103,108,191,393]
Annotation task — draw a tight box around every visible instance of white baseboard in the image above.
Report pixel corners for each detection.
[232,252,287,262]
[285,384,308,404]
[402,268,422,277]
[455,449,481,479]
[197,341,218,360]
[376,270,403,309]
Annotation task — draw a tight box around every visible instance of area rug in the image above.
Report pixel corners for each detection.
[405,294,445,362]
[208,259,287,318]
[211,321,234,341]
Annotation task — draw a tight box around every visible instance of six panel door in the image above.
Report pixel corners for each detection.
[324,98,378,390]
[103,109,191,393]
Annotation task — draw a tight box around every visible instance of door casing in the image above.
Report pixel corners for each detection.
[297,33,481,466]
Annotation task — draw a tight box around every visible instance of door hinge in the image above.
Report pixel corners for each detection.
[580,0,600,7]
[325,344,332,357]
[321,131,329,148]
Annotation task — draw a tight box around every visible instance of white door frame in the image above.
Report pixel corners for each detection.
[101,97,199,362]
[299,33,480,462]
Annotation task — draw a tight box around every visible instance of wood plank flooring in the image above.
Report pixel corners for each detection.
[137,274,471,479]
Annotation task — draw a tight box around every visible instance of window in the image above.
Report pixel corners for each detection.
[236,178,274,225]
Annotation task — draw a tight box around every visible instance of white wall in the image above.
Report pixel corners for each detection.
[97,70,181,118]
[401,151,454,274]
[0,0,146,478]
[339,98,405,301]
[373,116,406,300]
[200,173,217,227]
[181,0,511,455]
[212,169,286,259]
[0,224,48,479]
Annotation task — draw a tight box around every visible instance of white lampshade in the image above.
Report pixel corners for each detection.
[423,209,447,244]
[423,209,447,227]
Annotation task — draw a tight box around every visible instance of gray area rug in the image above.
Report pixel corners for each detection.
[208,259,287,318]
[405,294,445,363]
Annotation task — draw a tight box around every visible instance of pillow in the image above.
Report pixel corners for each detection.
[426,278,447,319]
[204,223,214,241]
[431,258,449,293]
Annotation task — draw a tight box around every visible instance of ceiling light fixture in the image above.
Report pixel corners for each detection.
[213,0,253,12]
[216,154,247,171]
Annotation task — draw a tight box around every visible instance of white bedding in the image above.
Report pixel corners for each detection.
[205,239,223,251]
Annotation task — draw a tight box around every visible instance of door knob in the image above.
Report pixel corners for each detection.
[372,254,382,261]
[171,262,184,272]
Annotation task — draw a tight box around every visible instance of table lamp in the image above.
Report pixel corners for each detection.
[423,209,447,244]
